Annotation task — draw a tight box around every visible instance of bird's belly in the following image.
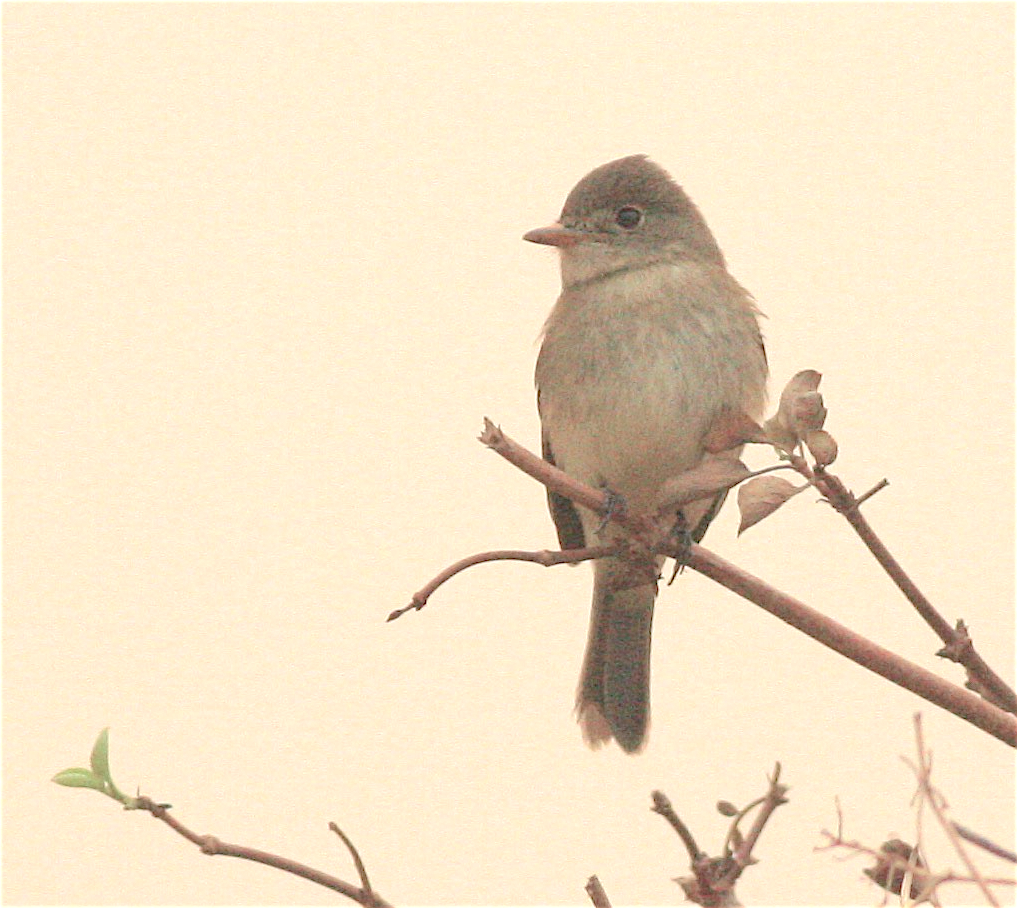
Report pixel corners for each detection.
[541,361,716,513]
[536,262,766,516]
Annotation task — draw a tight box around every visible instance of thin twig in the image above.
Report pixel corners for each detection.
[818,827,1014,891]
[585,874,613,908]
[952,823,1017,864]
[652,790,705,861]
[329,822,373,897]
[853,477,889,507]
[721,763,788,885]
[134,797,392,907]
[909,714,998,906]
[389,544,621,621]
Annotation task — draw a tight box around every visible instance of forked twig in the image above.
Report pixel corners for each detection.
[134,797,392,907]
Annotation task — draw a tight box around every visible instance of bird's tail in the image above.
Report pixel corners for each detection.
[576,557,657,753]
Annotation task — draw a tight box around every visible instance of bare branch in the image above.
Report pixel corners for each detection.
[329,822,374,899]
[818,828,1014,896]
[389,544,620,621]
[656,768,788,907]
[812,466,1017,715]
[480,418,652,536]
[720,763,788,886]
[585,874,613,908]
[853,477,889,507]
[651,790,705,862]
[952,823,1017,864]
[909,714,998,906]
[134,797,392,907]
[474,418,1017,745]
[819,722,1016,903]
[689,546,1017,747]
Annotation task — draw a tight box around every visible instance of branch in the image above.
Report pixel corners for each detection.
[952,823,1017,864]
[652,790,705,862]
[478,421,1017,747]
[812,465,1017,715]
[134,797,392,907]
[388,544,620,621]
[480,418,653,536]
[330,822,375,898]
[719,763,788,888]
[585,874,613,908]
[818,720,1016,903]
[754,369,1013,714]
[689,545,1016,747]
[654,767,788,907]
[907,713,998,905]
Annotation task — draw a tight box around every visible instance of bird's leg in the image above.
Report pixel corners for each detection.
[666,512,693,585]
[595,487,628,536]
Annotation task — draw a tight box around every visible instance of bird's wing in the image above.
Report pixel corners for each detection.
[538,391,586,551]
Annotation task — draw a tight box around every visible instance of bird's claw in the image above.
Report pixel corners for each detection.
[666,515,693,585]
[595,488,628,535]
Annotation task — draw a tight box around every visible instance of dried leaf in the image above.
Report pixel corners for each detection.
[863,839,927,899]
[737,475,803,534]
[791,390,827,433]
[659,459,750,510]
[805,429,838,466]
[781,369,822,400]
[762,414,798,454]
[703,409,767,453]
[774,370,823,442]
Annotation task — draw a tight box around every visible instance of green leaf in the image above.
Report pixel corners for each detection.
[52,768,107,791]
[90,727,112,782]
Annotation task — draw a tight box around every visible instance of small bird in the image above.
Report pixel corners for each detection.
[526,155,768,753]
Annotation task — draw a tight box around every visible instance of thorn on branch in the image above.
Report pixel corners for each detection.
[853,478,889,508]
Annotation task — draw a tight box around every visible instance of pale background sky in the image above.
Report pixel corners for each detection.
[4,4,1014,906]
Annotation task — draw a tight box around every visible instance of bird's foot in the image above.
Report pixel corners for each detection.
[595,487,628,535]
[666,514,693,585]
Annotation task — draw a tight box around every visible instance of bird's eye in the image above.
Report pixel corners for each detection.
[615,206,643,229]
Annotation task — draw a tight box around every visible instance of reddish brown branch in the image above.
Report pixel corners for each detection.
[811,466,1017,714]
[818,720,1016,902]
[135,797,392,907]
[480,418,652,536]
[689,546,1016,747]
[654,767,788,907]
[477,421,1017,747]
[910,714,998,905]
[330,822,374,898]
[585,874,613,908]
[721,763,788,886]
[389,544,620,621]
[652,790,705,861]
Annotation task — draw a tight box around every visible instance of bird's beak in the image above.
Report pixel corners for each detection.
[523,222,589,248]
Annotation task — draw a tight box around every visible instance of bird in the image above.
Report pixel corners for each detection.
[526,155,768,752]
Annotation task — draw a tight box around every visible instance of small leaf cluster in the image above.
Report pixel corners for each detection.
[52,728,139,809]
[737,370,837,534]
